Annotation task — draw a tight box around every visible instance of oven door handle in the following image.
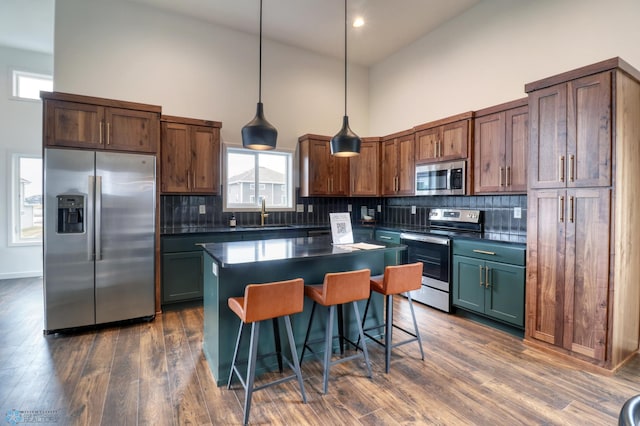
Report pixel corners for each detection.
[400,233,450,245]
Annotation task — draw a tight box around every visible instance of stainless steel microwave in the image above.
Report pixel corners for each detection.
[415,160,466,196]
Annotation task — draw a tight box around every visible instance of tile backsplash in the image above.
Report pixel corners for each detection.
[161,192,527,242]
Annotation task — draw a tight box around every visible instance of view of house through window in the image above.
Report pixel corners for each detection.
[11,155,43,244]
[225,147,293,211]
[12,70,53,100]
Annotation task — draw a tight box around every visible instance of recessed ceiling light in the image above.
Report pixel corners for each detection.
[353,17,364,28]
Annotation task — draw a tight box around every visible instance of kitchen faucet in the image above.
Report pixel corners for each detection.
[260,197,269,226]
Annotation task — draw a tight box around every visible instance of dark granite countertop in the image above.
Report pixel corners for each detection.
[161,224,329,235]
[200,235,404,267]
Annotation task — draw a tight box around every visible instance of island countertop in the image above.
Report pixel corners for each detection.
[200,235,404,268]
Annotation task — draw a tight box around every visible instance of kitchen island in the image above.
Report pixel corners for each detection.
[200,235,406,385]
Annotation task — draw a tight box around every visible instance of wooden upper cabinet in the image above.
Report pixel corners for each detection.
[299,135,349,196]
[474,99,528,194]
[381,130,414,196]
[42,92,161,154]
[160,116,221,194]
[529,72,611,189]
[414,112,472,164]
[350,137,380,196]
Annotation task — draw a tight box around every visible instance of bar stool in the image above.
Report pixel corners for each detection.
[300,269,372,394]
[227,278,307,425]
[361,262,425,373]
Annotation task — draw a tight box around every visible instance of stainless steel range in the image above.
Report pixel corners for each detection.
[400,208,482,312]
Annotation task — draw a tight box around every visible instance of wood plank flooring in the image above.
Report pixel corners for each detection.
[1,276,639,425]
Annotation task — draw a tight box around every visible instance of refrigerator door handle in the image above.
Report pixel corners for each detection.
[88,176,95,261]
[96,175,102,261]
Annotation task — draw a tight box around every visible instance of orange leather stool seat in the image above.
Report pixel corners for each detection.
[300,269,373,394]
[362,262,425,373]
[227,278,307,425]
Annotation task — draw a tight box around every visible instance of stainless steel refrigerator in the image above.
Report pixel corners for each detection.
[44,148,156,333]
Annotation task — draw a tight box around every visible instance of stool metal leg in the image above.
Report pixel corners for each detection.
[407,293,425,360]
[352,301,372,378]
[243,321,260,426]
[300,301,317,363]
[272,318,283,373]
[283,315,307,403]
[228,320,245,389]
[322,305,336,394]
[384,294,393,373]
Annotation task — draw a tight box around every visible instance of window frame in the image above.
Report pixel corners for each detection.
[11,69,53,102]
[223,144,295,212]
[9,153,43,246]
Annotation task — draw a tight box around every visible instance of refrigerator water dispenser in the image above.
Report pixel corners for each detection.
[57,195,84,234]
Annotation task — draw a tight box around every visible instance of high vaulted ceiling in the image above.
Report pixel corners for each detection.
[1,0,482,66]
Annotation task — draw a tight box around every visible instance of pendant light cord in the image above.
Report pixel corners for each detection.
[343,0,347,116]
[259,0,263,103]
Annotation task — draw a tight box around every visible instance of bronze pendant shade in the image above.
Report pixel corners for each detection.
[330,0,361,157]
[242,0,277,150]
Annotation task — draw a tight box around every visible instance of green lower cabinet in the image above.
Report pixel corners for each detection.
[162,251,203,303]
[453,255,525,328]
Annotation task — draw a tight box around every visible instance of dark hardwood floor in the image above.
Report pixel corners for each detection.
[1,277,638,425]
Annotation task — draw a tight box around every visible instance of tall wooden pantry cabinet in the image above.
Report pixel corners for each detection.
[525,58,640,370]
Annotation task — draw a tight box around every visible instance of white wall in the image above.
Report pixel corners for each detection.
[0,46,52,279]
[54,0,370,150]
[369,0,640,135]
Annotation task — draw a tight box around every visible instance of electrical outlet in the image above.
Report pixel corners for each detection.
[514,207,522,219]
[199,205,206,214]
[308,204,313,213]
[296,204,304,213]
[377,205,382,213]
[347,204,352,212]
[411,205,417,215]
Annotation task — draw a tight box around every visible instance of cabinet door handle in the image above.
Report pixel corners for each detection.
[479,265,484,287]
[187,171,191,189]
[559,196,565,223]
[473,249,496,255]
[499,167,505,187]
[559,155,565,182]
[395,176,399,192]
[485,267,491,288]
[569,196,574,223]
[379,235,392,240]
[506,166,511,186]
[434,141,438,158]
[438,140,442,157]
[569,154,575,182]
[99,121,104,145]
[106,122,111,145]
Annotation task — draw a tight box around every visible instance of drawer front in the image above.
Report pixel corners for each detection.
[453,239,525,266]
[375,230,401,244]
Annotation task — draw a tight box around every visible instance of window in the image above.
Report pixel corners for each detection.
[12,70,53,100]
[10,154,43,245]
[224,146,293,211]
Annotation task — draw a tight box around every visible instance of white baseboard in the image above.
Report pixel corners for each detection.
[0,270,43,280]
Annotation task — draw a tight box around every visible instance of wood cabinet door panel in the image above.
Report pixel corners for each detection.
[474,112,506,193]
[505,106,529,193]
[440,120,468,161]
[161,122,190,193]
[415,128,439,163]
[567,73,612,188]
[397,134,415,195]
[529,85,567,189]
[332,156,350,196]
[381,140,398,195]
[350,140,379,196]
[106,108,159,153]
[45,100,104,148]
[563,188,610,361]
[485,261,525,327]
[452,256,485,313]
[308,140,331,195]
[191,126,219,193]
[527,190,565,345]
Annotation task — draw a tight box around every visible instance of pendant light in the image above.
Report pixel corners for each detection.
[242,0,277,150]
[330,0,361,157]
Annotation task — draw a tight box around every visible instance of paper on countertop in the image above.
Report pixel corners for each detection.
[333,242,385,251]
